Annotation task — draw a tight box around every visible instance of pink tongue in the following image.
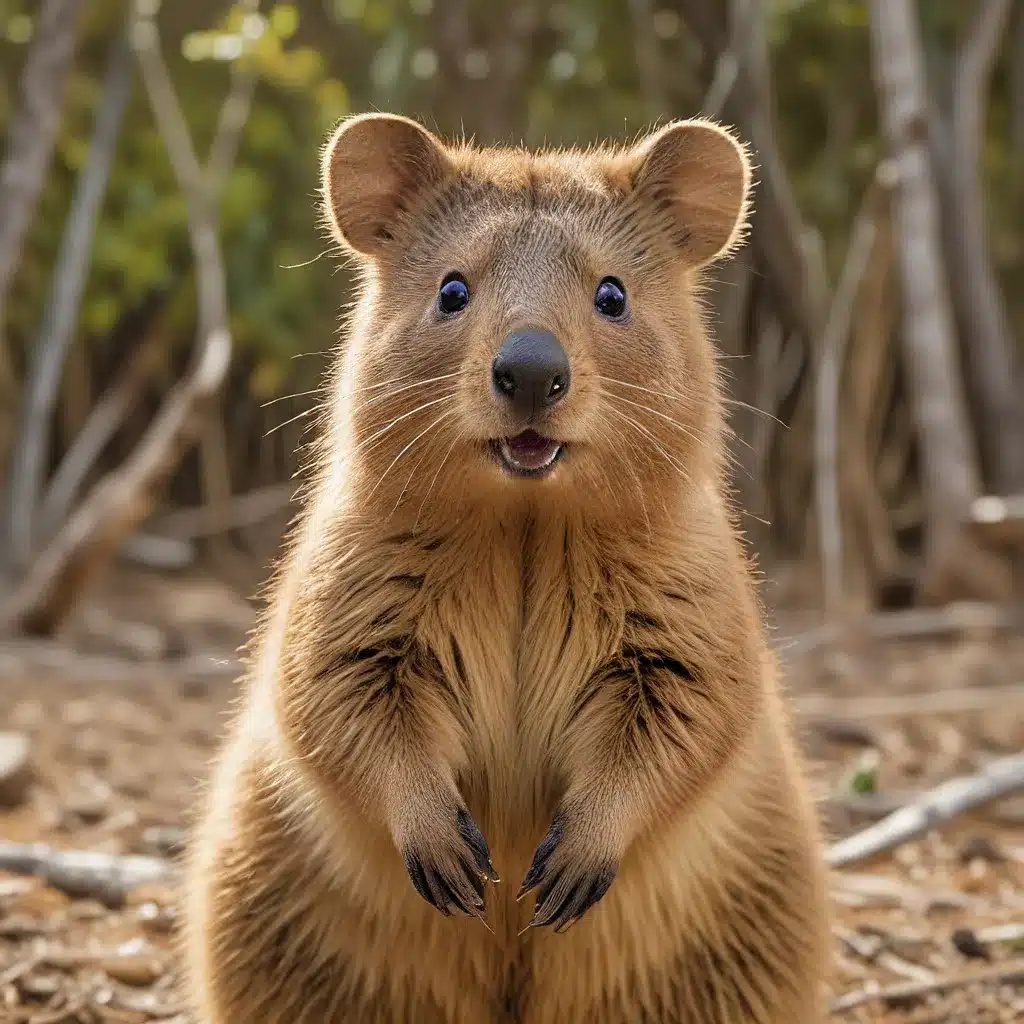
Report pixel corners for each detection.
[507,430,558,469]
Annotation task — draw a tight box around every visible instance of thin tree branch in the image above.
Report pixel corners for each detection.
[38,321,167,538]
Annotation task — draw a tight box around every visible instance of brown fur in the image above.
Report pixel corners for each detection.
[185,113,830,1022]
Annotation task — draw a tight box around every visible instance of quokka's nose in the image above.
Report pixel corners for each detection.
[491,329,570,417]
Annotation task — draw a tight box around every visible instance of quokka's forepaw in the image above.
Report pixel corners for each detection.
[401,806,499,919]
[517,809,618,933]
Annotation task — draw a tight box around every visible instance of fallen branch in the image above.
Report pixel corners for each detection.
[826,753,1024,868]
[829,957,1024,1014]
[826,787,1024,833]
[0,841,175,909]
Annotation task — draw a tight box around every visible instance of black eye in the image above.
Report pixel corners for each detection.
[594,277,627,319]
[438,272,470,315]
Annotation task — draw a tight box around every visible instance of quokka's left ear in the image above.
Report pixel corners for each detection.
[627,119,753,266]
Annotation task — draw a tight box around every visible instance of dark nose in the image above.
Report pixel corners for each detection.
[491,328,571,416]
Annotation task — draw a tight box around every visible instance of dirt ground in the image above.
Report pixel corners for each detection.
[0,570,1022,1022]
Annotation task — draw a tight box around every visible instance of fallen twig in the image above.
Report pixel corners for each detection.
[779,601,1020,658]
[829,957,1024,1013]
[0,638,240,685]
[0,842,175,908]
[827,753,1024,868]
[830,872,981,912]
[150,481,295,539]
[798,682,1024,721]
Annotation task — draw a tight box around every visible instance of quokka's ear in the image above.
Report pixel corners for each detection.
[627,119,753,266]
[321,113,453,258]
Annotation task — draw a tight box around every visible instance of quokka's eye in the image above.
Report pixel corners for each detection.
[438,272,470,315]
[594,277,627,320]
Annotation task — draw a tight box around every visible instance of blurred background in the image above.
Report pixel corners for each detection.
[0,3,1022,1021]
[0,0,1023,632]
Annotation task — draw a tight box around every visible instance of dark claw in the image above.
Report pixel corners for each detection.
[551,867,616,932]
[457,807,500,882]
[402,807,497,918]
[433,869,474,915]
[519,810,616,932]
[517,810,567,898]
[404,853,451,915]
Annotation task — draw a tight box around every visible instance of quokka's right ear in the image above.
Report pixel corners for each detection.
[320,113,453,259]
[626,119,753,267]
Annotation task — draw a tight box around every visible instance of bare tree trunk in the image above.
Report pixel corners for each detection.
[946,0,1024,493]
[3,29,135,571]
[867,0,1008,602]
[0,0,89,489]
[0,3,257,635]
[815,170,890,619]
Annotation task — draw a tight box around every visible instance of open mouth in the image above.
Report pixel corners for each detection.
[491,430,565,477]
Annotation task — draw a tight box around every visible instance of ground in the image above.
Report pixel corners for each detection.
[0,571,1022,1022]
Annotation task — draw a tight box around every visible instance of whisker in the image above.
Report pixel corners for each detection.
[604,404,692,483]
[598,421,653,540]
[722,398,786,427]
[261,388,325,409]
[602,392,710,453]
[359,371,461,410]
[596,375,686,404]
[344,370,421,396]
[264,405,321,438]
[364,402,458,505]
[279,249,333,269]
[346,393,458,463]
[415,427,464,529]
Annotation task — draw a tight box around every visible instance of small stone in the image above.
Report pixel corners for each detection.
[69,899,108,921]
[0,732,33,807]
[64,780,112,824]
[958,835,1004,865]
[951,927,990,960]
[138,825,187,859]
[18,972,61,1000]
[0,913,46,938]
[100,952,166,987]
[137,901,176,935]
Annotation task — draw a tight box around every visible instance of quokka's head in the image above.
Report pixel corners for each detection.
[320,113,751,523]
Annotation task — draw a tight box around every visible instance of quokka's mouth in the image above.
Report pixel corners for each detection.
[490,430,565,478]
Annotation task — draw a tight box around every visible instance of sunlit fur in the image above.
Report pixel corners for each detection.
[185,114,830,1023]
